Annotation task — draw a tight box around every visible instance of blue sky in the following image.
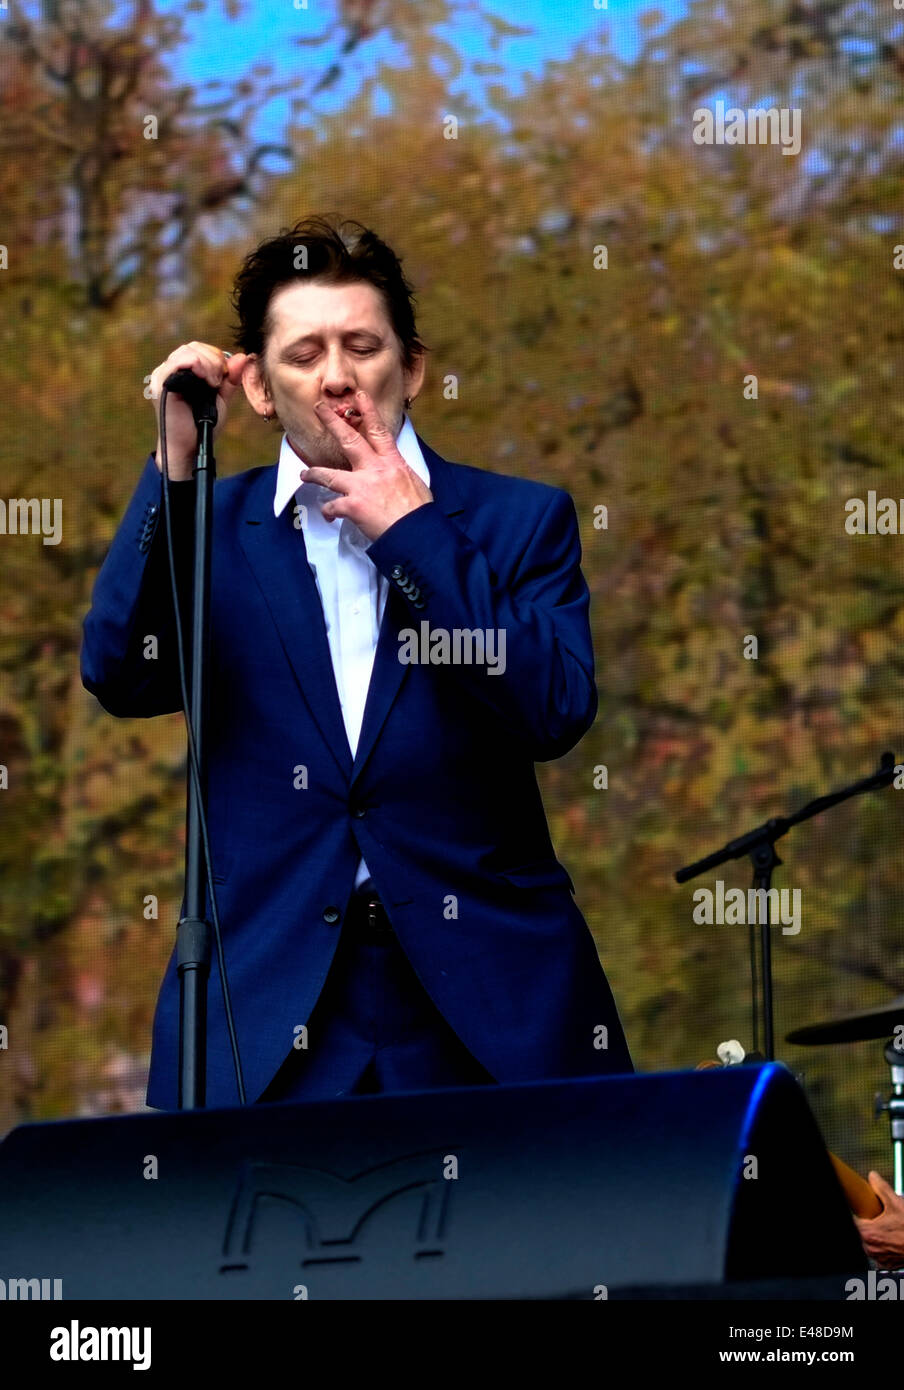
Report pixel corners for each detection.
[162,0,690,142]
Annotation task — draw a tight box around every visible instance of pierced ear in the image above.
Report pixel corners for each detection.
[241,355,269,411]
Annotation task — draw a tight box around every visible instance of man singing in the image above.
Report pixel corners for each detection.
[80,215,633,1108]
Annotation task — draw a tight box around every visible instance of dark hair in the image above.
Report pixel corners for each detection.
[229,215,427,375]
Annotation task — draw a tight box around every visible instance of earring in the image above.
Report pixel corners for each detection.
[404,396,412,410]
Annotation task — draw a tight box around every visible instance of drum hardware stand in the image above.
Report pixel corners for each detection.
[875,1039,904,1196]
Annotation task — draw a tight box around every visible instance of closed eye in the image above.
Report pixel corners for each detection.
[290,348,378,364]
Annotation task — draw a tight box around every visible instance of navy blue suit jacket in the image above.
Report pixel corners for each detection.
[80,435,633,1108]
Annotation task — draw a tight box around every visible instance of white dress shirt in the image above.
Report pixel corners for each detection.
[272,414,431,889]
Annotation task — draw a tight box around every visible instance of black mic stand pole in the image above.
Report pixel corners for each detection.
[675,750,899,1063]
[167,374,219,1109]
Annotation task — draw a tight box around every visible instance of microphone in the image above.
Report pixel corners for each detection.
[162,367,219,425]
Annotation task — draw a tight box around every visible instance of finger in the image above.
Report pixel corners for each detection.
[313,400,371,468]
[181,342,229,390]
[303,466,351,494]
[218,352,251,402]
[153,345,223,399]
[353,389,397,453]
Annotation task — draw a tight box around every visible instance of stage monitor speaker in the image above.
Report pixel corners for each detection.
[0,1062,866,1299]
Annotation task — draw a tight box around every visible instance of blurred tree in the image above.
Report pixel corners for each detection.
[3,0,298,308]
[1,0,902,1184]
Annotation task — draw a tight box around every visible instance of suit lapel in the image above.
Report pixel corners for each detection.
[350,436,467,785]
[238,467,354,781]
[237,437,467,788]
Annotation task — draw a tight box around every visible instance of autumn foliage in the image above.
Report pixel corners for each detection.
[0,0,902,1180]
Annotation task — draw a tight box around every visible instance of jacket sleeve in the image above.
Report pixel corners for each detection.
[365,486,598,761]
[80,453,197,718]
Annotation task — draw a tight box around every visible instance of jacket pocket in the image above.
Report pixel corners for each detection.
[495,858,575,893]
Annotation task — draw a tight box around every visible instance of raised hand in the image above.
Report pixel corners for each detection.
[148,343,250,479]
[303,389,433,541]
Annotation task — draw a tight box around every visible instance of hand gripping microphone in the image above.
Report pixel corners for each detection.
[162,367,220,425]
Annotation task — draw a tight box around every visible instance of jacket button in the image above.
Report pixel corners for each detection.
[390,565,404,580]
[322,906,341,925]
[352,806,366,818]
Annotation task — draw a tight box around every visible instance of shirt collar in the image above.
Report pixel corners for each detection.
[273,413,430,518]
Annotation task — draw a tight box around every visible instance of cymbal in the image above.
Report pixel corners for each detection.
[786,996,904,1046]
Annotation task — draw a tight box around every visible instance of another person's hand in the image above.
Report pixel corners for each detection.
[854,1171,904,1268]
[148,343,250,479]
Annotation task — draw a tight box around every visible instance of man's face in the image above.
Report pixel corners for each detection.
[242,278,425,470]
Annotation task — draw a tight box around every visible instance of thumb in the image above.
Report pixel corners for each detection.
[867,1170,894,1206]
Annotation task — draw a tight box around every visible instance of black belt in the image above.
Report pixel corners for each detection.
[346,886,395,943]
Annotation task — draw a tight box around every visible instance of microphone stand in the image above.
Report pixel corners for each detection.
[675,750,898,1062]
[168,376,218,1109]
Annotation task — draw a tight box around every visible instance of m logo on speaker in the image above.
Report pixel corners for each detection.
[219,1155,454,1277]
